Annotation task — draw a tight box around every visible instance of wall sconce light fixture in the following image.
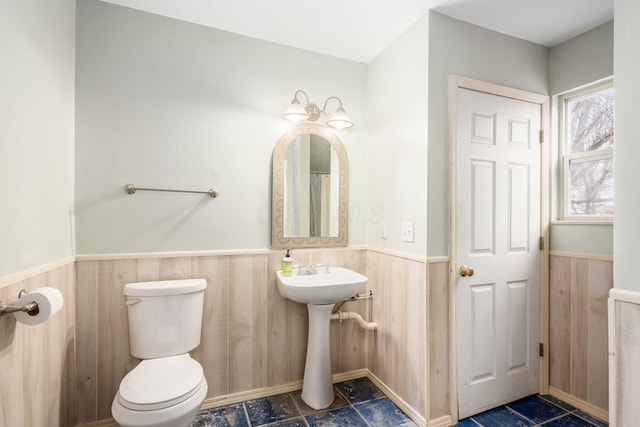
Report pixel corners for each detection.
[282,89,353,129]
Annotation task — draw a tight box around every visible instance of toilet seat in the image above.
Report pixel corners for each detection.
[118,354,204,411]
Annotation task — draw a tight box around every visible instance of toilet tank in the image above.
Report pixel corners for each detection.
[124,279,207,359]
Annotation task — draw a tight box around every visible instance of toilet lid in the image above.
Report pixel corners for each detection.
[118,354,204,411]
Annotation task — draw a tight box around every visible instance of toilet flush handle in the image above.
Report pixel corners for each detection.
[125,298,141,305]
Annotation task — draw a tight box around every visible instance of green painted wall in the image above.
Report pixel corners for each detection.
[0,0,76,277]
[367,15,429,256]
[427,12,549,257]
[75,0,368,254]
[614,0,640,290]
[549,21,613,256]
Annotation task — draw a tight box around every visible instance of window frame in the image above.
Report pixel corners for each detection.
[560,81,614,222]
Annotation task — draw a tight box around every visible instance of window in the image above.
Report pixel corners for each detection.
[562,83,614,219]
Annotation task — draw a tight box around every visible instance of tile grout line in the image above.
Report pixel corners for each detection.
[251,393,304,427]
[462,395,607,427]
[531,413,578,427]
[538,394,581,415]
[507,404,567,425]
[542,413,603,427]
[352,394,412,426]
[287,391,311,427]
[242,402,253,427]
[505,396,567,424]
[349,402,373,427]
[504,395,603,427]
[334,382,362,420]
[572,411,607,427]
[334,381,374,427]
[467,417,483,426]
[537,393,607,425]
[502,404,538,425]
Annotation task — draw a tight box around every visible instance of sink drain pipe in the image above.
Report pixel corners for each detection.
[330,311,377,330]
[330,290,377,330]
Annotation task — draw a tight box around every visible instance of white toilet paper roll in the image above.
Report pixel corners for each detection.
[13,287,64,326]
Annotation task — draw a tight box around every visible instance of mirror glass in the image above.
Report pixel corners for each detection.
[272,123,348,248]
[283,134,339,237]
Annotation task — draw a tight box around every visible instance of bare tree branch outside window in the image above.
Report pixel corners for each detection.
[566,87,614,216]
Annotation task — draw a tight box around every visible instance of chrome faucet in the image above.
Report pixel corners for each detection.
[298,264,318,275]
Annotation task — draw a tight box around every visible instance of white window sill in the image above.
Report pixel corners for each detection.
[551,219,613,225]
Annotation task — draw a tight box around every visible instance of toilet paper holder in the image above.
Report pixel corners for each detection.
[0,289,39,318]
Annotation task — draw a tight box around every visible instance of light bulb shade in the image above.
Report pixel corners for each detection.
[282,98,309,123]
[327,107,353,129]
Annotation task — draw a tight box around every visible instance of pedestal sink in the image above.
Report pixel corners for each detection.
[276,267,367,409]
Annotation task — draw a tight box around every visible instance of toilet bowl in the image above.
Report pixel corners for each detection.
[111,354,208,427]
[111,279,208,427]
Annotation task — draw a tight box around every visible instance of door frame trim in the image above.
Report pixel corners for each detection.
[448,75,550,422]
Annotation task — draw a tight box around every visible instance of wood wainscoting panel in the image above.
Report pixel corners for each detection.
[96,259,140,420]
[366,249,427,419]
[586,260,612,410]
[610,293,640,426]
[366,249,390,395]
[76,261,99,423]
[74,248,368,424]
[570,258,589,401]
[228,254,268,393]
[265,251,295,386]
[428,260,450,421]
[550,256,571,392]
[549,255,612,415]
[0,260,75,427]
[189,255,230,398]
[266,250,310,386]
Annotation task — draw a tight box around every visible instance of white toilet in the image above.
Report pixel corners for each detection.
[111,279,208,427]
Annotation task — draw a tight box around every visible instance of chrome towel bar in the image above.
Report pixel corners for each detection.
[124,184,219,198]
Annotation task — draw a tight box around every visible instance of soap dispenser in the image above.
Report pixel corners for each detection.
[282,249,293,276]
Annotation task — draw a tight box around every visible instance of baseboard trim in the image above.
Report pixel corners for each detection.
[75,419,117,427]
[427,415,454,427]
[366,371,427,427]
[548,386,609,423]
[199,369,369,411]
[200,381,304,410]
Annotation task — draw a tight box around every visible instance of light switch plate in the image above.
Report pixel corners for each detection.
[379,221,387,239]
[401,222,414,242]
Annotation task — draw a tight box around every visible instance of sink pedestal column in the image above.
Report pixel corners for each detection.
[301,303,334,410]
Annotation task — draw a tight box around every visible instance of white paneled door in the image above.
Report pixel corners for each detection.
[456,88,541,418]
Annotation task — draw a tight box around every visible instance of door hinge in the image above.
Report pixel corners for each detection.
[539,343,544,357]
[539,129,544,144]
[539,236,544,250]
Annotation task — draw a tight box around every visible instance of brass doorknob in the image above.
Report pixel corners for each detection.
[459,265,474,277]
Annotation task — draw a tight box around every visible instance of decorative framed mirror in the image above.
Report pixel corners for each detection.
[271,123,348,249]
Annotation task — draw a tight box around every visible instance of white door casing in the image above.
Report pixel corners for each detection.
[455,86,543,418]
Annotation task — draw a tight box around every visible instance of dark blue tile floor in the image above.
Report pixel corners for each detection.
[192,377,416,427]
[192,380,608,427]
[455,395,608,427]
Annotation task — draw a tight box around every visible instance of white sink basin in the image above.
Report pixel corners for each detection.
[276,267,367,305]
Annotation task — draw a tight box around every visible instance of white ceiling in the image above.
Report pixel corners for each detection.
[98,0,614,63]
